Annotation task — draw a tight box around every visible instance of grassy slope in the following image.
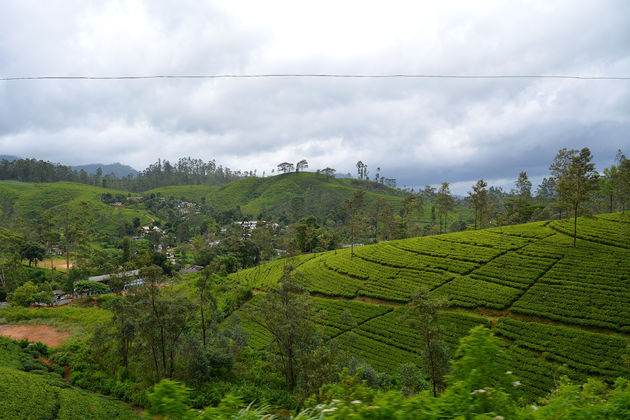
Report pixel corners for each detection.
[229,213,630,401]
[148,171,473,224]
[0,320,138,419]
[0,181,155,240]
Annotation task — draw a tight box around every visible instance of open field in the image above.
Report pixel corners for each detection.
[0,324,71,347]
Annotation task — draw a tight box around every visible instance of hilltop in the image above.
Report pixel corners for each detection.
[229,213,630,401]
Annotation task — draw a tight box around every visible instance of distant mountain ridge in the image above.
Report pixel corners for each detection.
[1,155,138,178]
[0,155,20,161]
[71,162,138,178]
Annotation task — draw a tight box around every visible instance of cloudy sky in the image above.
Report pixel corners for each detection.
[1,0,629,194]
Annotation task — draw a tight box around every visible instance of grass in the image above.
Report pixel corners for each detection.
[0,305,112,332]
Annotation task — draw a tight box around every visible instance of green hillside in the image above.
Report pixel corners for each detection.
[0,336,138,419]
[148,171,473,226]
[148,172,402,214]
[229,213,630,401]
[0,181,154,242]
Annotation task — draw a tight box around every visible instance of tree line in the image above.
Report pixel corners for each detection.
[0,157,246,191]
[466,147,630,246]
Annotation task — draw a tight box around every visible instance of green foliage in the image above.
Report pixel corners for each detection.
[145,379,195,419]
[229,214,629,403]
[448,326,514,392]
[134,326,630,419]
[18,242,45,266]
[0,366,138,419]
[532,377,630,419]
[11,281,52,306]
[243,266,323,391]
[74,279,110,295]
[0,305,112,330]
[0,181,154,245]
[549,147,600,247]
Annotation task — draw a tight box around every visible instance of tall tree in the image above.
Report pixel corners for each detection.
[468,179,488,230]
[36,206,59,284]
[277,162,294,174]
[136,265,194,379]
[400,194,422,238]
[244,266,320,391]
[356,161,368,180]
[617,150,630,213]
[196,267,217,347]
[404,287,449,397]
[515,171,532,200]
[436,183,454,234]
[369,197,388,241]
[535,177,556,203]
[292,216,323,253]
[600,165,620,213]
[379,201,395,241]
[321,167,336,179]
[343,190,366,257]
[549,148,575,219]
[296,159,309,172]
[55,202,92,280]
[109,295,137,369]
[550,147,599,247]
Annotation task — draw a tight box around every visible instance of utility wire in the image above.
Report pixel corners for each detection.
[1,74,629,81]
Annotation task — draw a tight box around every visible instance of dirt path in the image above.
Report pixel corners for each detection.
[0,324,71,347]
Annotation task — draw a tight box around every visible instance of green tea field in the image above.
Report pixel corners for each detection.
[230,213,630,401]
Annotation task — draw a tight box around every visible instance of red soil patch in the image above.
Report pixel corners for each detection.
[0,324,71,347]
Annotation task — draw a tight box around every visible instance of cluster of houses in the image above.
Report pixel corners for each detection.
[177,201,199,215]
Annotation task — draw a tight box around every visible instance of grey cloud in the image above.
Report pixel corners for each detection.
[0,0,628,186]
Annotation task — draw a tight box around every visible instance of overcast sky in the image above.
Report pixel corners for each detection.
[1,0,628,194]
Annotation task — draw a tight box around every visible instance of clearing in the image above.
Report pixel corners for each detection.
[0,324,71,347]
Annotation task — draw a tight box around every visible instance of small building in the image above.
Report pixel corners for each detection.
[88,269,143,291]
[51,290,71,306]
[179,265,204,275]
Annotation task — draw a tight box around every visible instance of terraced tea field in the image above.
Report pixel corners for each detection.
[230,213,630,401]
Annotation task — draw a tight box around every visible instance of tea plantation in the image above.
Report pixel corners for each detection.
[0,336,138,419]
[230,213,630,401]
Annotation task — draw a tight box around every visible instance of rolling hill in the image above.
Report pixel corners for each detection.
[148,171,474,226]
[0,181,154,244]
[229,213,630,401]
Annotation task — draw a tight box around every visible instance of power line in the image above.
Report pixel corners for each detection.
[1,73,629,81]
